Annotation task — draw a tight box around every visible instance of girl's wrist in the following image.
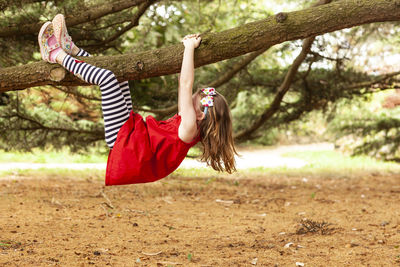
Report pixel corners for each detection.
[184,43,196,50]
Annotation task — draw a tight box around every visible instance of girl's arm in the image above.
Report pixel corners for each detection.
[178,34,201,143]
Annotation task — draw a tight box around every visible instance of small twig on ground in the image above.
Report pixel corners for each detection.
[141,251,162,256]
[157,261,182,265]
[125,208,145,214]
[102,202,114,209]
[215,199,234,205]
[100,191,114,209]
[51,197,63,207]
[100,205,109,216]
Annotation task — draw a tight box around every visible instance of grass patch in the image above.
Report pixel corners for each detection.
[172,167,221,178]
[0,168,105,180]
[0,240,22,250]
[262,150,400,177]
[0,148,399,180]
[176,149,400,179]
[0,148,107,163]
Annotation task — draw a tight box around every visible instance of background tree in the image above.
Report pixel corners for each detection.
[0,0,399,160]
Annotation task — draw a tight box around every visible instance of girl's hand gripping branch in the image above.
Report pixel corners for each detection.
[178,34,202,143]
[182,33,201,49]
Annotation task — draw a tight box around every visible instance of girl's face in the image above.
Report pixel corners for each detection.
[192,93,205,121]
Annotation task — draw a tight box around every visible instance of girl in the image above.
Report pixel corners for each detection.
[38,14,237,185]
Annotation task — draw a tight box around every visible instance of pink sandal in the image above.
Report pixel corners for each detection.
[52,14,75,54]
[38,22,61,63]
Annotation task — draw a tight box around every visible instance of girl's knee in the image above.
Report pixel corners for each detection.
[99,70,116,85]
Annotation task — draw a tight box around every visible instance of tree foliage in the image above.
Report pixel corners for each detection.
[0,0,399,160]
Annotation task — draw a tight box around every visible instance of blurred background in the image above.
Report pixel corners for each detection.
[0,0,399,173]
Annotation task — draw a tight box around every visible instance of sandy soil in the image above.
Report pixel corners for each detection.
[1,173,400,266]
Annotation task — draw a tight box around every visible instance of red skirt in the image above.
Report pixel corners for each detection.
[105,112,199,185]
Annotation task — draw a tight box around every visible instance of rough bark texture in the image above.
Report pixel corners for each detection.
[1,0,400,92]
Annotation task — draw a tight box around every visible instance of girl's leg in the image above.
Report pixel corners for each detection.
[58,51,129,148]
[76,49,90,57]
[39,20,130,148]
[75,48,133,113]
[118,81,133,113]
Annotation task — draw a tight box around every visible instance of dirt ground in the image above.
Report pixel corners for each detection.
[1,173,400,266]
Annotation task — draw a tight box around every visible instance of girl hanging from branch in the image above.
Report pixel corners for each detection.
[38,14,237,185]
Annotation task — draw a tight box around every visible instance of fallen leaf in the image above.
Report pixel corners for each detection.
[215,199,234,205]
[251,257,258,265]
[284,242,294,248]
[381,221,389,226]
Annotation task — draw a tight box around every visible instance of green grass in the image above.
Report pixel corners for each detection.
[0,148,107,163]
[0,168,105,180]
[176,149,400,179]
[270,150,400,177]
[0,148,398,179]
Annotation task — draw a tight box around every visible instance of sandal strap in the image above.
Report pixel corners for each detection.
[64,36,73,46]
[62,34,74,51]
[48,43,60,51]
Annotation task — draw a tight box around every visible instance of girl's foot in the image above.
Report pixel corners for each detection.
[38,22,62,63]
[52,14,78,55]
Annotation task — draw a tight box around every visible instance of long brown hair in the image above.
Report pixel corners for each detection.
[197,89,237,173]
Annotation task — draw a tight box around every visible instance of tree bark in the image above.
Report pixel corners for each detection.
[346,71,400,90]
[1,0,400,92]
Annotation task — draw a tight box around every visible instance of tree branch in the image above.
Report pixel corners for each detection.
[83,0,157,48]
[140,47,271,118]
[1,0,400,92]
[50,85,101,102]
[211,47,271,88]
[230,0,325,141]
[1,112,103,135]
[0,0,148,37]
[234,37,316,141]
[0,0,44,12]
[232,0,334,142]
[345,71,400,90]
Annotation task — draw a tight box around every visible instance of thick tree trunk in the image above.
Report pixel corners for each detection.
[1,0,400,92]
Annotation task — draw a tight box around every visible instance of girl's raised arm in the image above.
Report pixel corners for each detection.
[178,34,201,143]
